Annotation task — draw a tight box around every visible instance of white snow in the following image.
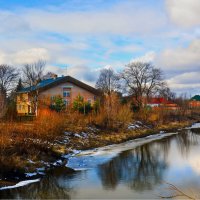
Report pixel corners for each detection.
[25,172,37,177]
[0,179,40,190]
[64,132,73,136]
[160,131,165,134]
[74,132,89,138]
[74,133,82,138]
[128,121,143,130]
[53,159,63,166]
[27,159,35,164]
[191,123,200,129]
[36,167,45,172]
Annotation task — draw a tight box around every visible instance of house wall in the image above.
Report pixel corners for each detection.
[39,82,96,104]
[16,93,30,115]
[17,81,98,115]
[189,101,200,107]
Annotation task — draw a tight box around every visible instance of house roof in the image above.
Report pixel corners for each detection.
[147,97,173,104]
[17,76,100,95]
[191,95,200,101]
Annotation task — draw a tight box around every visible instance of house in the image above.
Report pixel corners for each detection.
[123,94,178,110]
[189,95,200,108]
[147,97,178,110]
[16,75,99,115]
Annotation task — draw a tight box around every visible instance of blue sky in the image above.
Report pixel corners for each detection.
[0,0,199,95]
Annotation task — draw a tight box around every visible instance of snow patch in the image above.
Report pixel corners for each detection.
[53,159,63,166]
[36,167,45,172]
[0,179,40,190]
[27,159,35,164]
[160,130,165,134]
[128,121,143,130]
[191,123,200,129]
[25,172,37,177]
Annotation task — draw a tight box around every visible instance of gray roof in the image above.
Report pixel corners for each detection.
[18,76,99,95]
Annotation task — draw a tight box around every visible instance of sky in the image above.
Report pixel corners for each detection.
[0,0,199,96]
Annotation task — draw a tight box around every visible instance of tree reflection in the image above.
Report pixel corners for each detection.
[176,129,199,157]
[191,128,200,135]
[0,166,79,199]
[97,128,200,192]
[97,141,170,191]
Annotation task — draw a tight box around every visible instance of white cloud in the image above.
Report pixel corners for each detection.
[13,48,50,64]
[166,72,200,89]
[156,39,200,72]
[0,48,50,65]
[0,1,166,36]
[166,0,200,28]
[131,51,156,63]
[0,11,30,34]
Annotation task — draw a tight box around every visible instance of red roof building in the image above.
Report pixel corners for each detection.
[147,97,178,110]
[189,95,200,108]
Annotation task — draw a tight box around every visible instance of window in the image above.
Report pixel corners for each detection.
[63,91,70,97]
[64,99,70,106]
[18,105,22,110]
[88,99,92,104]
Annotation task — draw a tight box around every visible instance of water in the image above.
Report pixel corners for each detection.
[1,124,200,199]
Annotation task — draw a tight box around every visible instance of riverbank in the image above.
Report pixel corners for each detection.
[1,115,199,189]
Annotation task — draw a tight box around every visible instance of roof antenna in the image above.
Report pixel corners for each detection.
[62,65,67,77]
[66,65,68,76]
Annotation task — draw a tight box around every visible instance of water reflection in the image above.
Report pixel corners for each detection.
[0,167,78,199]
[176,129,199,157]
[97,129,200,192]
[97,141,169,191]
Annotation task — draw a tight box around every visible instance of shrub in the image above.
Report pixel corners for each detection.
[73,94,92,114]
[49,95,66,112]
[93,92,133,129]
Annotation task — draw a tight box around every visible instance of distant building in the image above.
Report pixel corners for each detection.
[122,95,178,110]
[42,72,58,80]
[189,95,200,108]
[16,76,100,115]
[146,97,178,110]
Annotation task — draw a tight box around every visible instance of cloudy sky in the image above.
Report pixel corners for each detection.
[0,0,199,96]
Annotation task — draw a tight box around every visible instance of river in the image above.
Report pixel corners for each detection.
[1,123,200,199]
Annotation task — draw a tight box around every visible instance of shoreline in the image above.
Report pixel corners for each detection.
[0,119,198,189]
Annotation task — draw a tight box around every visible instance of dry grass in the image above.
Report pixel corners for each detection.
[0,109,69,174]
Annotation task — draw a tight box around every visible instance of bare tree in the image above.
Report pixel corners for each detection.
[159,85,176,100]
[0,64,19,118]
[174,93,189,121]
[0,64,19,93]
[96,68,121,126]
[22,60,46,116]
[22,60,46,87]
[121,62,165,108]
[96,68,120,95]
